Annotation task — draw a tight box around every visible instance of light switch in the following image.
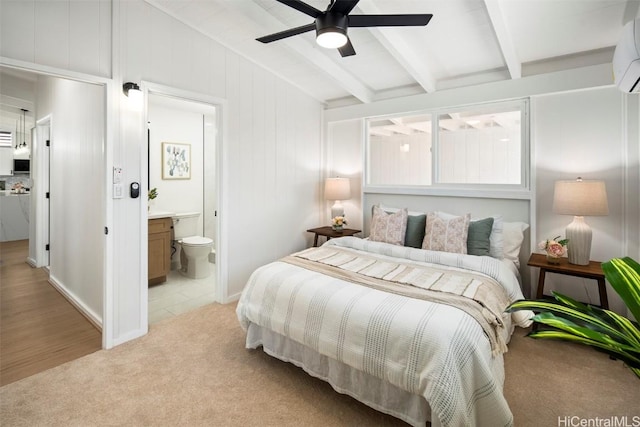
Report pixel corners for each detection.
[113,184,123,199]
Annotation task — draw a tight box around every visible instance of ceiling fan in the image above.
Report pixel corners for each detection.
[256,0,433,57]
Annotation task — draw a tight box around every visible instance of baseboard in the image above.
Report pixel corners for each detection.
[48,274,103,332]
[224,292,241,304]
[26,257,37,267]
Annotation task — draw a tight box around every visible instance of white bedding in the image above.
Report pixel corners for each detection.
[237,237,532,427]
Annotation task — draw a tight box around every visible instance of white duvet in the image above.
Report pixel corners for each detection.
[237,237,531,426]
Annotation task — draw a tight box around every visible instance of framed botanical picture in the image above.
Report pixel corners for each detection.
[162,142,191,180]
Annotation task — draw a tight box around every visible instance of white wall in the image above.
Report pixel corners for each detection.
[0,0,111,78]
[534,87,638,314]
[119,0,323,310]
[327,120,363,231]
[36,76,105,323]
[325,68,639,315]
[2,0,324,347]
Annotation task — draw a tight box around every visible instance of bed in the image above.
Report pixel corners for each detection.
[236,206,533,426]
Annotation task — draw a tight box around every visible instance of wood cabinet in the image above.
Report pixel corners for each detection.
[148,217,172,286]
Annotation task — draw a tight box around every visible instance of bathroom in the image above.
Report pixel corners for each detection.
[146,92,218,324]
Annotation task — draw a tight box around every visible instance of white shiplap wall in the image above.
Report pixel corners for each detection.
[0,0,111,78]
[35,76,105,324]
[2,0,324,347]
[325,73,639,315]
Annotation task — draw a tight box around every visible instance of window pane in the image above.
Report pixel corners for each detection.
[437,104,521,185]
[367,114,432,186]
[0,130,12,147]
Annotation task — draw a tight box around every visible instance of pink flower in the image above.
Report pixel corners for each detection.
[547,241,566,257]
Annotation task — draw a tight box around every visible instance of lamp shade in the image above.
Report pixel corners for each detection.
[552,179,609,217]
[324,178,351,201]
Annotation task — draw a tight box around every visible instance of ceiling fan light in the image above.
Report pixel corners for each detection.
[316,28,347,48]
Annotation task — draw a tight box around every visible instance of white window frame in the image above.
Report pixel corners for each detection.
[364,98,530,200]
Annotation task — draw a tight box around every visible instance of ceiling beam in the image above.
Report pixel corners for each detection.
[221,0,374,103]
[484,0,521,79]
[357,1,436,93]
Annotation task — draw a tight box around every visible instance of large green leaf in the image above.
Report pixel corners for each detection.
[602,257,640,323]
[527,329,640,370]
[508,299,631,344]
[533,312,639,353]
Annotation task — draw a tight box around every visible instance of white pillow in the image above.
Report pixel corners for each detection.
[503,221,529,268]
[423,212,471,254]
[488,215,504,260]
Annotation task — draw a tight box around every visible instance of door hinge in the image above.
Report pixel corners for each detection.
[214,210,217,217]
[46,139,50,147]
[46,192,50,199]
[45,244,50,251]
[104,227,109,235]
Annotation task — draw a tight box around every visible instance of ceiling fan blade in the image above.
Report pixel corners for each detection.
[256,23,316,43]
[275,0,323,18]
[349,14,433,27]
[338,38,356,57]
[328,0,360,15]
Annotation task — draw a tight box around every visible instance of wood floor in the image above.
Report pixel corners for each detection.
[0,240,102,386]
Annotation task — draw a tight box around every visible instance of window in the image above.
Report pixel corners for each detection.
[366,99,528,191]
[0,130,12,147]
[367,113,433,186]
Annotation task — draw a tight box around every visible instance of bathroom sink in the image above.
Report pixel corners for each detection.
[148,211,175,219]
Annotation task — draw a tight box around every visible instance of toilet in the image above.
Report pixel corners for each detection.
[172,212,214,279]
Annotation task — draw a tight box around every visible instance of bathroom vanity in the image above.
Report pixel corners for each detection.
[148,213,173,285]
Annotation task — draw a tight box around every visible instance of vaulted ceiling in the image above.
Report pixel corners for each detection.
[150,0,636,107]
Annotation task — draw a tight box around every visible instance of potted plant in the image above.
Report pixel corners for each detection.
[148,187,158,211]
[507,257,640,379]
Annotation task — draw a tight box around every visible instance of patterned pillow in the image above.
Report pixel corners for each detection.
[422,212,471,254]
[369,205,408,246]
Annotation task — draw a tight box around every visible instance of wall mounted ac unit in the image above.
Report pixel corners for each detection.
[613,18,640,93]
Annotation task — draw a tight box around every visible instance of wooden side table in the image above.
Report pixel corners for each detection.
[306,226,361,247]
[527,253,608,309]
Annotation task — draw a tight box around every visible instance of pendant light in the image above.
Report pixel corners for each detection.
[18,109,28,154]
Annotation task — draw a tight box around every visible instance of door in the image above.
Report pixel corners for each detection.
[34,117,50,268]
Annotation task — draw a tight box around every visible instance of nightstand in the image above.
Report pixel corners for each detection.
[527,253,608,309]
[306,226,361,247]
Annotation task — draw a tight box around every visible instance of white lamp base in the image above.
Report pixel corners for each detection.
[566,216,592,266]
[330,201,344,220]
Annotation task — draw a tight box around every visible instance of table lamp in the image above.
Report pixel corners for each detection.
[552,177,609,265]
[324,177,351,219]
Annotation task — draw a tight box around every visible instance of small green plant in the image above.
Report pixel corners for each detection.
[507,257,640,379]
[148,187,158,201]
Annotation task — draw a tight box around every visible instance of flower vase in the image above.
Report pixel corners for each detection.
[332,225,343,232]
[546,254,561,265]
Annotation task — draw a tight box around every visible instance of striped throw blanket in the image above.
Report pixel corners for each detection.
[284,245,513,355]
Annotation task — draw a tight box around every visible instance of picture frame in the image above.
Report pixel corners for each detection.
[162,142,191,180]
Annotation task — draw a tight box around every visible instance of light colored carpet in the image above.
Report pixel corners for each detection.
[1,302,638,426]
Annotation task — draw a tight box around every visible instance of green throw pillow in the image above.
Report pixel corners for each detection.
[467,217,494,256]
[404,214,427,248]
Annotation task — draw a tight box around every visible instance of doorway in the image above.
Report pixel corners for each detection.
[145,89,221,324]
[0,66,105,382]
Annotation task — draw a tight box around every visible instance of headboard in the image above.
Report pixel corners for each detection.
[363,193,532,297]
